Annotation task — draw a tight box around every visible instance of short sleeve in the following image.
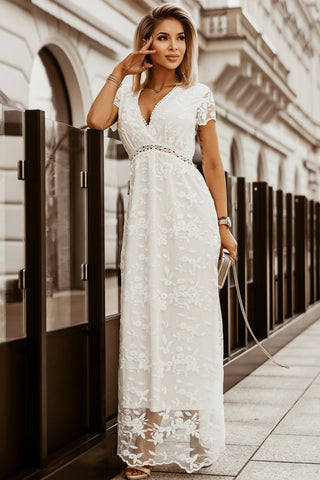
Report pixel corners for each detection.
[110,84,124,131]
[113,84,122,108]
[196,86,216,126]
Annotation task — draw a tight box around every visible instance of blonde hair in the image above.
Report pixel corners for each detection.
[133,3,198,92]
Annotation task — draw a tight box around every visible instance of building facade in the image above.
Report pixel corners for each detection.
[1,0,320,197]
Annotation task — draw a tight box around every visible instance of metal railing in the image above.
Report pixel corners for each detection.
[0,108,319,478]
[0,109,106,477]
[221,173,320,366]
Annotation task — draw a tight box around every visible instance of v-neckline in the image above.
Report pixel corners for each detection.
[137,85,178,127]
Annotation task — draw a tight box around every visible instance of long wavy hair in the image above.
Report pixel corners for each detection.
[133,3,198,92]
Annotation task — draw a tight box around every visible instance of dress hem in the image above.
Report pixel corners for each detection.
[118,444,227,474]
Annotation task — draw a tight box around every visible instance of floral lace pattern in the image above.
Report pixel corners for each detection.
[113,83,226,473]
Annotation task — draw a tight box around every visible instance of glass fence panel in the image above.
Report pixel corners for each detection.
[104,133,130,316]
[45,118,87,331]
[0,108,25,342]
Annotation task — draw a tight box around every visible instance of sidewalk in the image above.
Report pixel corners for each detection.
[112,318,320,480]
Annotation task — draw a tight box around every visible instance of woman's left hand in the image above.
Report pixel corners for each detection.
[219,226,238,262]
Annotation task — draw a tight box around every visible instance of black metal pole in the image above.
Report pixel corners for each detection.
[253,182,270,339]
[25,110,47,467]
[221,171,230,359]
[268,187,275,330]
[87,129,106,432]
[309,201,315,304]
[294,195,308,313]
[237,177,248,346]
[316,202,320,301]
[286,193,294,317]
[277,190,285,324]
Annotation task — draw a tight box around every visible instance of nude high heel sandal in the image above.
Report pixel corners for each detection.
[124,465,154,479]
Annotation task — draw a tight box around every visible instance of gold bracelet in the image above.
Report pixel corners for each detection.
[107,73,122,86]
[109,73,121,83]
[107,75,121,86]
[110,72,122,82]
[107,77,121,87]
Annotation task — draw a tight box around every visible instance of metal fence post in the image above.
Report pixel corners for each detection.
[316,202,320,301]
[25,109,47,467]
[277,190,285,324]
[309,200,316,304]
[253,182,270,339]
[220,172,231,358]
[286,193,294,317]
[294,195,308,313]
[237,177,248,346]
[269,187,276,329]
[86,129,106,432]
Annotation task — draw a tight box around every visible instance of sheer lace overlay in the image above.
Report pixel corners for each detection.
[113,83,225,473]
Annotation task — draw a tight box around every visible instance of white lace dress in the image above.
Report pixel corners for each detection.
[112,82,226,473]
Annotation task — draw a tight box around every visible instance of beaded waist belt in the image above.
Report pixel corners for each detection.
[131,144,193,165]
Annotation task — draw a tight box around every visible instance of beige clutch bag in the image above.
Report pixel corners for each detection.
[218,249,233,290]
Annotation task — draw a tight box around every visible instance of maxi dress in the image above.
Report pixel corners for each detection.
[111,82,226,473]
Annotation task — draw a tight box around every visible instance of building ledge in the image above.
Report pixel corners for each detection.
[199,7,296,124]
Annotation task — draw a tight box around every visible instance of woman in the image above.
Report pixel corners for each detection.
[87,3,237,479]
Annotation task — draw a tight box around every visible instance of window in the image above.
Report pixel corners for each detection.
[29,47,72,125]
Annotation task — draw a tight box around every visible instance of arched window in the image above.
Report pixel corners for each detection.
[29,47,72,124]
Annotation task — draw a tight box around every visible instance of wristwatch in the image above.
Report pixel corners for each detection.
[218,216,231,228]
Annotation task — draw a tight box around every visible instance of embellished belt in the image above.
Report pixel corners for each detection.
[131,144,193,165]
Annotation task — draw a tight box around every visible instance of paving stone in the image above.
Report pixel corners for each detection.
[225,421,274,446]
[198,445,257,476]
[299,330,320,336]
[273,411,320,435]
[223,386,301,406]
[292,333,320,340]
[236,460,320,480]
[314,374,320,384]
[233,374,312,390]
[224,402,287,424]
[252,434,320,463]
[273,396,320,436]
[287,338,320,349]
[303,381,320,398]
[298,326,320,334]
[290,395,320,415]
[264,354,320,366]
[250,363,320,378]
[282,346,320,356]
[153,445,256,477]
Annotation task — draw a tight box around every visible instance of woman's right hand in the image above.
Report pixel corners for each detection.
[116,36,156,77]
[87,38,155,129]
